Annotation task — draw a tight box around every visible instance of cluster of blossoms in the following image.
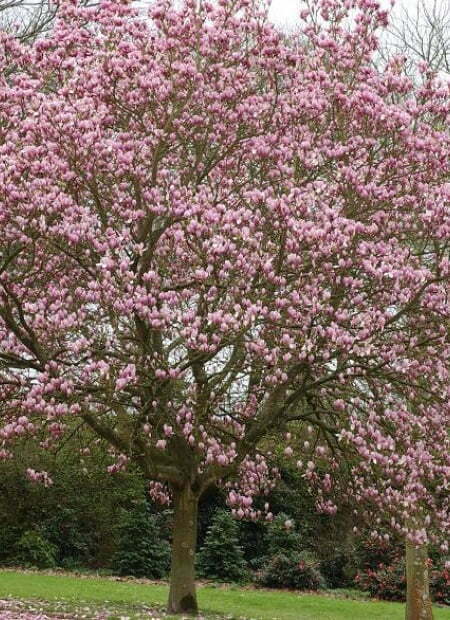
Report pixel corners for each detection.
[106,452,129,474]
[26,468,53,487]
[148,480,171,505]
[0,0,448,550]
[227,454,279,520]
[0,416,33,440]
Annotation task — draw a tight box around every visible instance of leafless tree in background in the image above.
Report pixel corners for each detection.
[385,0,450,75]
[0,1,99,41]
[0,1,57,41]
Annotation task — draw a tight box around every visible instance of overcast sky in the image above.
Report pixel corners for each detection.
[267,0,426,27]
[134,0,421,26]
[268,0,301,26]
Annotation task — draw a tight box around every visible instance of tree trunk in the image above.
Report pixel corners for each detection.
[167,482,199,615]
[405,539,433,620]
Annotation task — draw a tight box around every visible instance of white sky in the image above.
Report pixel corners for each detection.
[268,0,301,27]
[133,0,423,25]
[268,0,423,27]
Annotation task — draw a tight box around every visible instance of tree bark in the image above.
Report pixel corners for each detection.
[405,539,433,620]
[167,482,199,615]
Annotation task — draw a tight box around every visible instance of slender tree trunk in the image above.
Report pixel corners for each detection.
[167,482,199,615]
[405,539,433,620]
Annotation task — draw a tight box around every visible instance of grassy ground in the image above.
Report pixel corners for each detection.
[0,570,449,619]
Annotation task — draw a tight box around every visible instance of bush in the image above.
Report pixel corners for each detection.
[355,558,406,601]
[238,519,266,571]
[13,530,57,569]
[258,549,326,590]
[112,502,171,579]
[354,536,399,572]
[256,514,326,591]
[355,557,450,605]
[264,513,302,555]
[0,440,149,570]
[0,526,22,565]
[430,563,450,606]
[197,509,248,583]
[45,506,95,568]
[320,553,356,588]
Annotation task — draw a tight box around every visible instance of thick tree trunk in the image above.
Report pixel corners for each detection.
[167,482,199,615]
[405,539,433,620]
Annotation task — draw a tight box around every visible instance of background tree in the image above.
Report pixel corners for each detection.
[384,0,449,76]
[0,434,148,569]
[0,0,449,614]
[0,1,56,42]
[197,508,248,583]
[0,0,98,42]
[112,501,171,579]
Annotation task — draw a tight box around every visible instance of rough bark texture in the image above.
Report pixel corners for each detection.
[167,483,199,615]
[405,540,433,620]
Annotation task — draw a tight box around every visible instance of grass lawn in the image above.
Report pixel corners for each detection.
[0,570,449,619]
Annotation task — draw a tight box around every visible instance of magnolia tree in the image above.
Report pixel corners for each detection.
[0,0,449,613]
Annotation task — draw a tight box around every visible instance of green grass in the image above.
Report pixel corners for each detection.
[0,570,449,619]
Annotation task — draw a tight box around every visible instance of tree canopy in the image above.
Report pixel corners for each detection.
[0,0,449,612]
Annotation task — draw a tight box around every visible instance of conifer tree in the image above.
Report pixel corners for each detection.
[197,509,248,583]
[113,503,171,579]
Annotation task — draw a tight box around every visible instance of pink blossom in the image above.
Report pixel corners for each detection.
[0,0,447,552]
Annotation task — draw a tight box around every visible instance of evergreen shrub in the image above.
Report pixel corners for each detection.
[112,502,171,579]
[13,530,58,569]
[197,509,248,583]
[257,514,326,590]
